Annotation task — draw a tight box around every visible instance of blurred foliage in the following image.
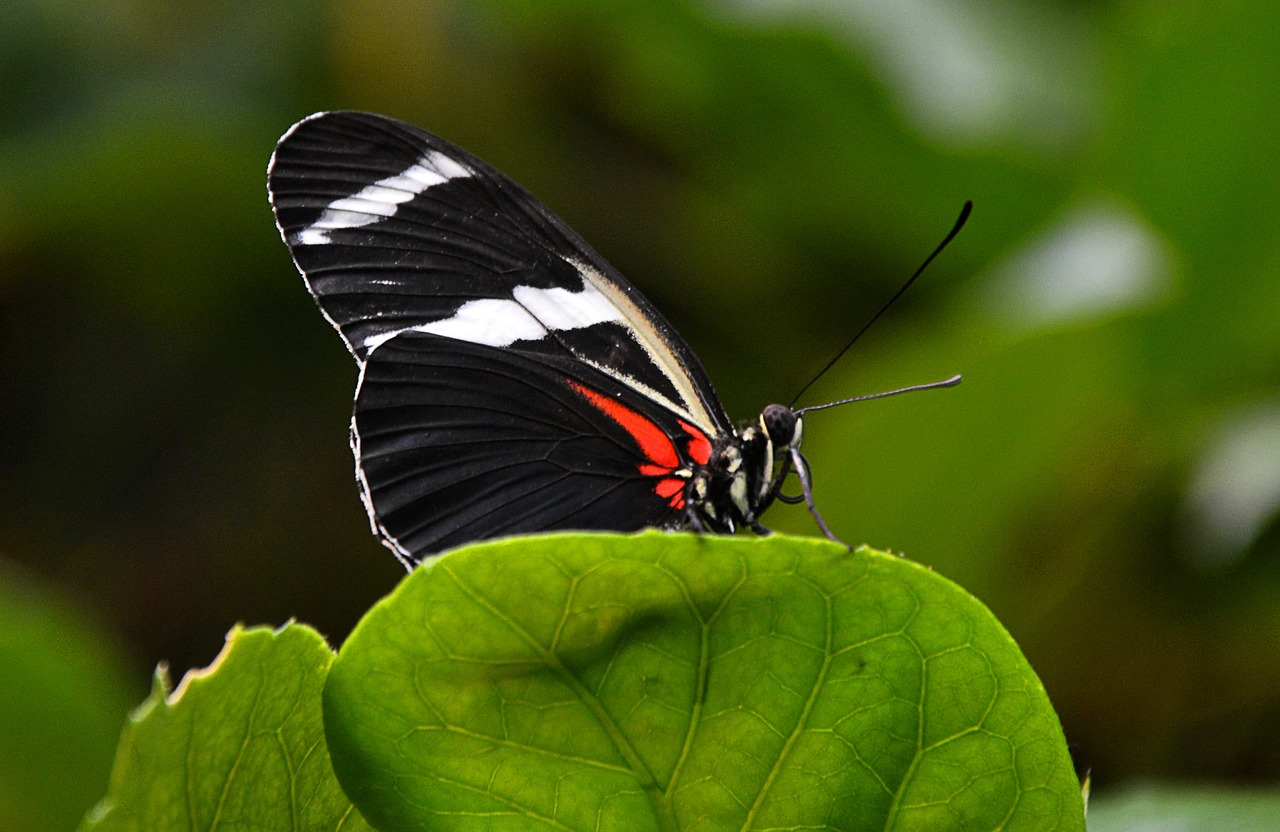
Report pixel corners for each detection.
[1087,784,1280,831]
[0,563,134,831]
[1,0,1278,826]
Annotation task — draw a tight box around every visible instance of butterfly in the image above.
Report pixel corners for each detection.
[267,111,963,568]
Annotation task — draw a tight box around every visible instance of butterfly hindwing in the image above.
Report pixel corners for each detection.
[353,332,708,564]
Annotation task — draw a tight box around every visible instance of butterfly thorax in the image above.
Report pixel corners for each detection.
[686,404,803,533]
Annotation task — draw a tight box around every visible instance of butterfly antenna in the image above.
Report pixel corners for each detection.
[795,374,961,416]
[788,200,972,408]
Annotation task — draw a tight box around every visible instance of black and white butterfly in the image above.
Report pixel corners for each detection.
[267,111,963,568]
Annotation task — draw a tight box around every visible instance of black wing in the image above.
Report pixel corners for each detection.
[266,112,729,562]
[267,110,729,433]
[352,333,711,566]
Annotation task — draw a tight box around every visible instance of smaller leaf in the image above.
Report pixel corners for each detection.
[81,622,370,832]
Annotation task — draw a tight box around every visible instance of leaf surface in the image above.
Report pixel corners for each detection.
[82,623,370,832]
[325,532,1084,830]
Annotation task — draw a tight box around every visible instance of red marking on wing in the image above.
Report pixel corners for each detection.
[654,478,684,499]
[569,382,678,468]
[568,381,691,511]
[680,421,712,465]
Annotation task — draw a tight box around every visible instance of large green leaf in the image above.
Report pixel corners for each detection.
[82,623,370,832]
[325,532,1083,830]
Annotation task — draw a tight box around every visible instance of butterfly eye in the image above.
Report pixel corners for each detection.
[762,405,799,448]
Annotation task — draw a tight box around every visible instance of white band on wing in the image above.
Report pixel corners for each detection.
[296,151,471,245]
[362,281,623,352]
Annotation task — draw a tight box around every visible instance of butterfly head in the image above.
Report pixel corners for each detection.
[761,403,803,452]
[683,403,805,534]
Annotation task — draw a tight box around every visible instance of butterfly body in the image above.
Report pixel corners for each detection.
[268,111,804,567]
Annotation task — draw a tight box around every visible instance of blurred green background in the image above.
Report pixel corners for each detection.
[2,0,1278,828]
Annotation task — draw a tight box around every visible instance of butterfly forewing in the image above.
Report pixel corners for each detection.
[268,111,733,562]
[268,111,728,432]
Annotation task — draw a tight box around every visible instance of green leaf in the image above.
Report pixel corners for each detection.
[325,532,1083,831]
[82,623,370,832]
[0,562,136,832]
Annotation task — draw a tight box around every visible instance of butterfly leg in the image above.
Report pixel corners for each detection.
[685,508,707,533]
[790,448,849,549]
